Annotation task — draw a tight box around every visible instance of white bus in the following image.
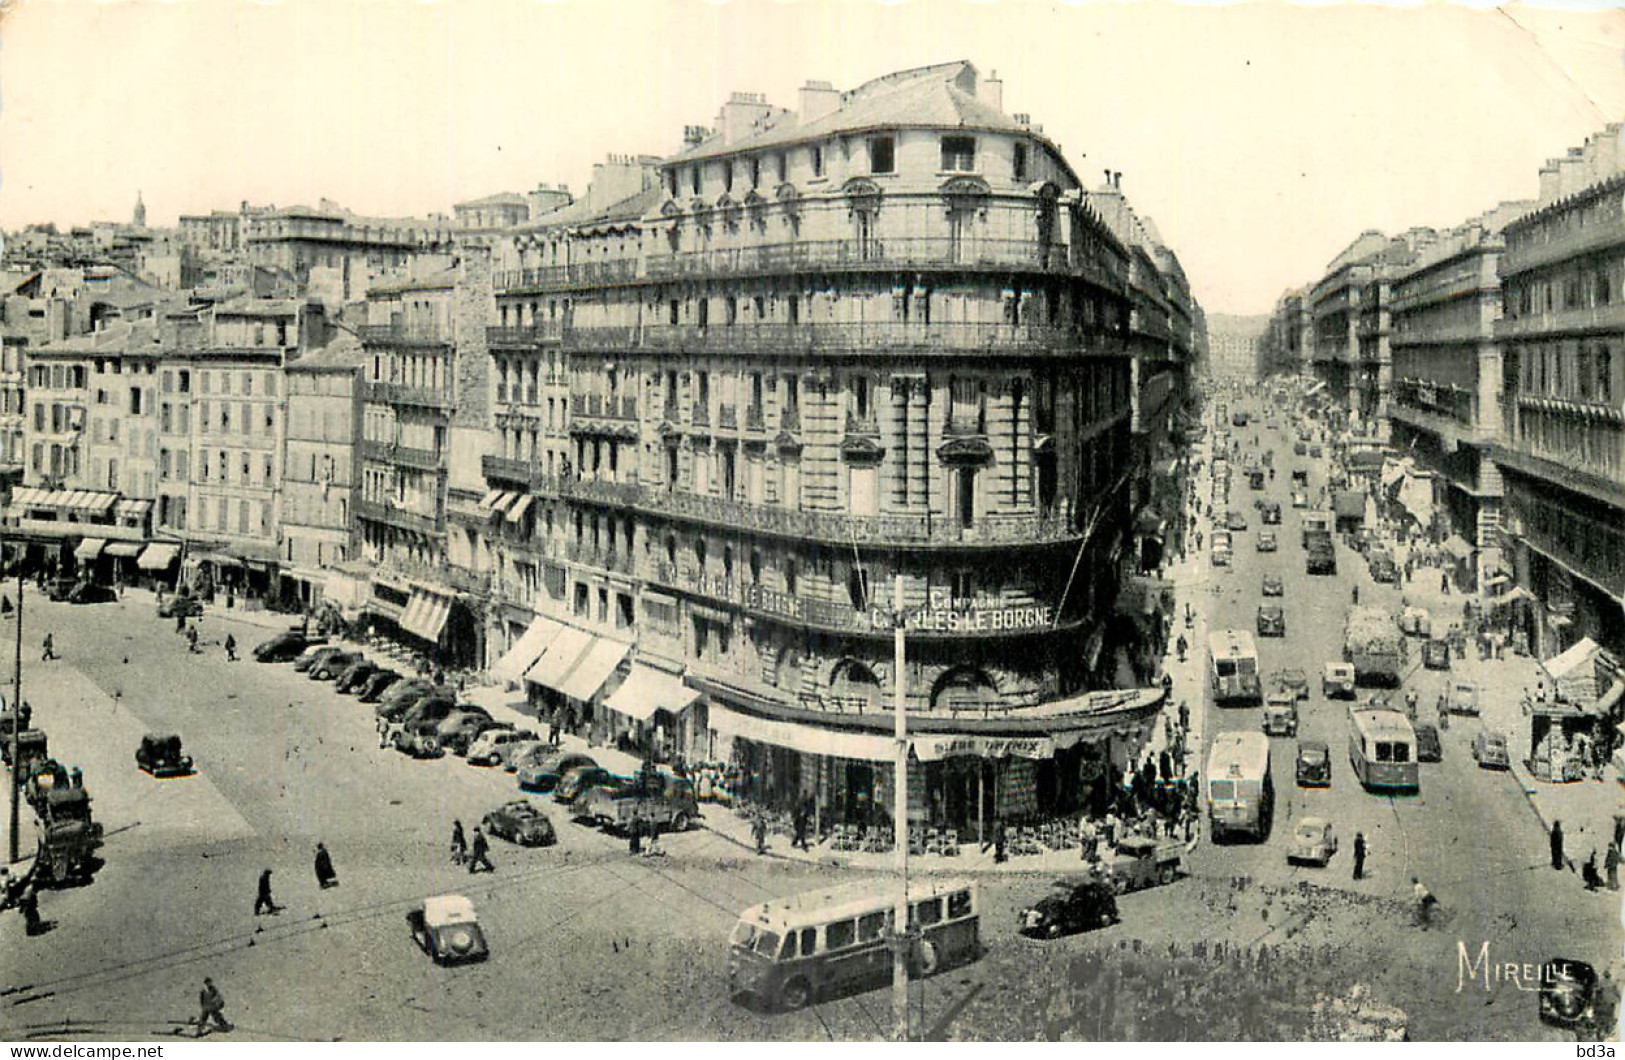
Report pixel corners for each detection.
[1348,707,1420,793]
[727,878,981,1012]
[1209,629,1262,705]
[1206,731,1274,841]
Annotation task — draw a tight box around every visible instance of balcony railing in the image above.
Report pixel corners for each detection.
[354,498,441,535]
[562,321,1092,357]
[1494,440,1625,510]
[528,473,1083,548]
[717,404,737,430]
[356,323,450,346]
[494,258,640,292]
[563,541,636,576]
[781,406,801,433]
[482,453,538,487]
[845,409,879,436]
[486,322,565,346]
[1504,222,1625,278]
[362,381,454,411]
[645,237,1075,280]
[744,405,765,432]
[1497,302,1625,340]
[692,401,711,427]
[360,440,443,472]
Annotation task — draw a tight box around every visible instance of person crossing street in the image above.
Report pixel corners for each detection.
[467,827,494,874]
[193,978,232,1037]
[224,634,237,662]
[40,633,56,661]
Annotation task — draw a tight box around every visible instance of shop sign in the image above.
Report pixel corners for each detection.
[912,734,1054,761]
[877,604,1054,634]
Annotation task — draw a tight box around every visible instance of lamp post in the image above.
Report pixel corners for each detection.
[8,566,23,865]
[888,573,911,1042]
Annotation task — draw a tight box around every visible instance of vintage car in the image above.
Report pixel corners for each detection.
[554,765,622,805]
[136,732,193,777]
[1225,510,1248,531]
[1441,680,1480,716]
[1261,573,1284,597]
[1472,730,1511,770]
[254,630,314,663]
[1271,668,1310,701]
[293,645,345,673]
[308,650,362,681]
[334,659,381,694]
[466,728,539,766]
[1368,552,1399,584]
[373,681,442,722]
[1262,691,1299,737]
[1322,662,1357,699]
[1019,879,1119,938]
[358,669,404,702]
[1413,723,1442,763]
[1399,606,1432,637]
[406,894,489,965]
[1256,605,1285,637]
[1293,441,1308,456]
[69,582,117,605]
[577,771,700,834]
[1287,816,1338,867]
[481,800,557,847]
[439,714,508,757]
[497,739,552,773]
[1295,740,1331,786]
[1256,530,1278,552]
[156,593,205,618]
[1260,501,1282,525]
[2,728,46,771]
[1309,445,1323,458]
[1210,541,1233,568]
[1291,489,1310,508]
[1540,958,1600,1029]
[1291,467,1310,485]
[1421,638,1451,671]
[519,751,598,793]
[1106,837,1184,893]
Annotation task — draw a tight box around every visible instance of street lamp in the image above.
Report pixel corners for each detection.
[8,564,23,865]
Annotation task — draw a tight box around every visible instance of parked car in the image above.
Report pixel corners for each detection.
[253,631,313,663]
[1472,730,1511,770]
[1399,606,1432,637]
[1287,816,1338,867]
[1261,573,1284,597]
[1293,441,1308,456]
[136,732,193,777]
[69,582,117,604]
[1441,680,1480,716]
[157,594,205,618]
[358,669,405,702]
[1260,501,1282,525]
[466,728,540,766]
[45,574,77,602]
[577,771,700,834]
[1019,879,1119,938]
[309,651,362,681]
[497,739,552,773]
[1421,639,1451,671]
[554,765,621,805]
[1256,605,1285,637]
[1414,723,1442,763]
[1368,552,1399,584]
[294,645,344,674]
[373,680,437,721]
[1295,740,1331,786]
[406,894,488,965]
[518,751,597,793]
[335,659,380,694]
[1256,530,1278,552]
[439,714,508,757]
[1322,662,1357,699]
[1540,958,1600,1029]
[481,800,557,847]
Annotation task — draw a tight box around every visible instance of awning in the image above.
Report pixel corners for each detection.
[63,491,118,515]
[1487,585,1535,609]
[1598,680,1625,715]
[913,733,1058,761]
[524,626,594,691]
[1334,491,1366,519]
[115,499,152,524]
[557,636,632,702]
[1441,535,1474,560]
[490,492,518,515]
[475,489,506,513]
[137,542,181,571]
[8,486,45,508]
[689,602,734,625]
[74,538,106,562]
[490,616,564,685]
[603,664,700,722]
[1546,637,1601,680]
[504,494,535,525]
[104,541,144,558]
[707,705,894,762]
[400,588,454,643]
[322,569,370,612]
[1484,573,1511,590]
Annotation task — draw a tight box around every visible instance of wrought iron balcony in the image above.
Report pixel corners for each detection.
[562,320,1095,359]
[494,258,640,292]
[361,440,443,472]
[482,453,539,487]
[563,541,636,576]
[486,322,565,346]
[644,237,1077,280]
[356,323,451,347]
[744,405,765,432]
[354,498,441,535]
[1496,302,1625,340]
[362,381,454,411]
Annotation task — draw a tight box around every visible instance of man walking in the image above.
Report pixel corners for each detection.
[1352,832,1367,881]
[467,827,494,874]
[752,813,769,856]
[313,843,338,889]
[40,633,55,662]
[224,634,237,662]
[1607,842,1621,891]
[253,869,277,916]
[193,978,232,1037]
[792,802,809,851]
[1552,819,1567,871]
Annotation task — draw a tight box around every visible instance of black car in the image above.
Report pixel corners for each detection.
[482,800,558,847]
[335,659,380,694]
[358,669,402,702]
[157,594,205,618]
[1414,723,1442,763]
[1295,740,1331,787]
[68,582,117,604]
[309,650,362,681]
[253,631,311,663]
[1019,880,1119,938]
[1540,958,1600,1029]
[1422,639,1451,671]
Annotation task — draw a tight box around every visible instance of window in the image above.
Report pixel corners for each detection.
[941,136,976,172]
[776,153,787,182]
[868,136,895,175]
[811,145,824,178]
[1013,142,1028,181]
[857,912,887,942]
[947,890,973,920]
[825,919,855,950]
[179,370,190,393]
[690,166,701,195]
[911,898,943,928]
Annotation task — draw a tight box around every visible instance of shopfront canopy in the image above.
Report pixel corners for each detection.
[490,616,564,685]
[137,542,181,571]
[104,541,144,558]
[400,587,454,643]
[1441,535,1474,560]
[524,626,594,692]
[557,636,632,703]
[707,705,894,763]
[603,664,700,722]
[74,538,106,562]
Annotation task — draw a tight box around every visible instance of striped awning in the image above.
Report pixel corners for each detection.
[104,541,144,558]
[137,543,181,570]
[524,626,594,692]
[75,538,107,562]
[558,636,632,702]
[604,664,699,722]
[60,491,119,515]
[115,499,153,523]
[504,494,535,525]
[476,490,507,514]
[490,616,564,685]
[400,587,454,643]
[8,486,47,508]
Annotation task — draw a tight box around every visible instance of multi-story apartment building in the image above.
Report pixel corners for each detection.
[278,331,365,609]
[1495,128,1625,660]
[245,205,455,301]
[1388,203,1530,558]
[474,62,1189,837]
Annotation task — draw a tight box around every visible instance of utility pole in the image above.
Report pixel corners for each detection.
[890,573,910,1042]
[8,567,23,864]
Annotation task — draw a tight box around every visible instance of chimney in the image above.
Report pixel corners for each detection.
[1114,172,1123,190]
[1013,113,1030,127]
[719,91,773,146]
[798,80,840,124]
[1537,161,1561,205]
[682,125,710,148]
[981,69,1003,112]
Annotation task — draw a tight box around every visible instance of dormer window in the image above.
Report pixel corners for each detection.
[942,136,976,173]
[868,136,895,175]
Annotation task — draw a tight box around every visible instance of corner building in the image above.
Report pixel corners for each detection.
[482,62,1179,837]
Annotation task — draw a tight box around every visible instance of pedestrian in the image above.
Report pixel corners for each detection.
[187,626,199,654]
[1411,876,1436,929]
[1351,585,1359,606]
[994,817,1008,864]
[628,815,643,855]
[1607,843,1621,891]
[1584,850,1603,891]
[314,842,338,889]
[1178,700,1190,732]
[193,978,232,1037]
[176,613,186,634]
[253,869,276,916]
[752,813,768,855]
[1353,832,1367,880]
[224,634,237,662]
[450,820,467,866]
[18,881,41,935]
[792,802,809,851]
[40,633,54,661]
[547,714,559,746]
[1159,749,1172,784]
[467,827,494,874]
[1551,819,1567,871]
[1441,570,1450,594]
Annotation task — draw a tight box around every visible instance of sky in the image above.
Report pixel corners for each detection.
[3,0,1625,316]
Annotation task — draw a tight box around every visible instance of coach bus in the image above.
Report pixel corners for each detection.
[727,878,981,1012]
[1348,707,1420,793]
[1209,629,1262,706]
[1206,731,1274,842]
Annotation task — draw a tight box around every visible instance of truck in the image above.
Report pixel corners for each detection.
[1343,606,1405,688]
[27,765,105,885]
[1305,530,1337,575]
[1301,511,1333,547]
[575,769,700,834]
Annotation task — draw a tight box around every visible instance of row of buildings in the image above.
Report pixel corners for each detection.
[4,61,1206,837]
[1263,124,1625,671]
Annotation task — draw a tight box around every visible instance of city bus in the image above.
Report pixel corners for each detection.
[1209,629,1262,706]
[727,878,981,1012]
[1206,731,1274,842]
[1348,707,1420,793]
